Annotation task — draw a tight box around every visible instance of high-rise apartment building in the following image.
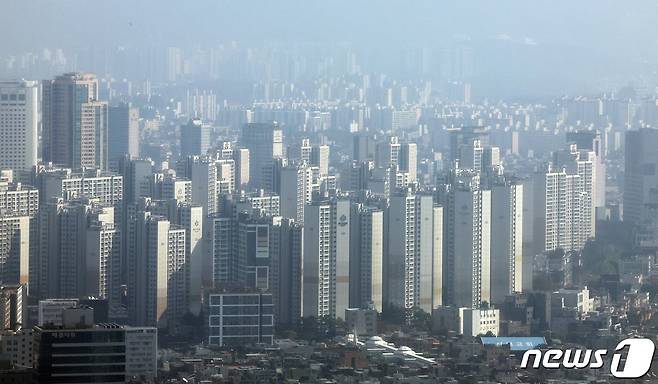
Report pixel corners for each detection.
[566,130,605,210]
[126,198,203,317]
[0,216,29,287]
[180,118,211,158]
[311,144,330,177]
[209,216,233,287]
[108,103,139,168]
[449,126,489,163]
[278,165,313,224]
[375,136,401,169]
[0,179,39,218]
[231,191,280,218]
[216,159,235,195]
[233,147,250,188]
[271,218,303,326]
[0,81,38,180]
[443,172,491,309]
[386,192,442,312]
[153,173,192,204]
[208,211,283,291]
[37,199,120,303]
[303,199,352,319]
[127,212,186,328]
[532,166,588,254]
[624,128,658,225]
[118,157,154,204]
[490,180,524,304]
[241,122,283,191]
[176,204,204,315]
[303,202,333,319]
[399,142,417,183]
[552,144,596,239]
[349,205,384,311]
[353,132,375,162]
[43,72,108,170]
[288,138,312,164]
[36,167,123,208]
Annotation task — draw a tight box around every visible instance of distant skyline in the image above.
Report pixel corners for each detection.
[2,1,655,49]
[2,1,658,98]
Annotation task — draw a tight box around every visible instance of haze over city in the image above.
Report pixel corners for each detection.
[2,1,658,383]
[3,1,658,97]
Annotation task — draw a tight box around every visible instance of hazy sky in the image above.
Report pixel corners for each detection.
[2,1,655,51]
[2,1,657,97]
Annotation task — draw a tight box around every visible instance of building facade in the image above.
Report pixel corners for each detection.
[207,292,274,347]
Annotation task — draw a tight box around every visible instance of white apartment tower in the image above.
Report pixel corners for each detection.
[552,144,596,239]
[386,192,443,312]
[0,81,38,180]
[303,202,332,318]
[444,173,491,309]
[129,212,186,328]
[349,205,384,311]
[537,168,588,253]
[303,200,352,319]
[37,199,120,302]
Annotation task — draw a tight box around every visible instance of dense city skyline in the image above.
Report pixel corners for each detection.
[2,2,658,383]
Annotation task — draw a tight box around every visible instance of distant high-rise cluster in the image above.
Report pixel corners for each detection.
[4,2,658,380]
[0,60,645,371]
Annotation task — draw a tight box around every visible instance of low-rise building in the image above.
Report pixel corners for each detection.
[207,291,274,347]
[460,308,500,337]
[0,329,33,368]
[37,298,79,326]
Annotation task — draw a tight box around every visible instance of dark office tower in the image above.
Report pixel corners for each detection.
[241,122,283,191]
[118,157,154,205]
[43,73,108,170]
[33,307,158,383]
[34,324,127,384]
[271,218,303,327]
[624,128,658,224]
[108,103,139,169]
[490,180,524,305]
[180,118,210,158]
